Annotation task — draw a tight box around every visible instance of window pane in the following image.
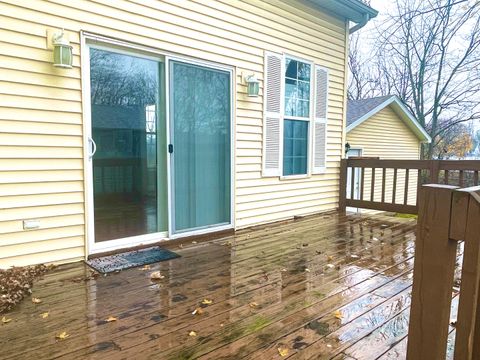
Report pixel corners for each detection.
[298,81,310,100]
[90,48,165,242]
[298,99,310,118]
[298,62,311,81]
[285,78,297,117]
[171,62,231,232]
[285,59,297,79]
[283,119,308,176]
[284,58,311,118]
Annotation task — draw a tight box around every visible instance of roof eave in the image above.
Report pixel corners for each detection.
[306,0,378,24]
[347,97,432,144]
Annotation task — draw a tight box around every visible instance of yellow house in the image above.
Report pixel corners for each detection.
[0,0,378,268]
[346,95,431,208]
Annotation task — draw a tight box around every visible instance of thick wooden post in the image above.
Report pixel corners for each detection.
[339,159,347,214]
[455,187,480,360]
[406,184,459,360]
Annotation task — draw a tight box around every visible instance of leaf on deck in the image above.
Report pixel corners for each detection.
[334,310,344,319]
[278,346,289,357]
[140,265,151,271]
[31,297,42,304]
[55,331,70,340]
[249,302,259,308]
[40,312,49,319]
[1,316,12,324]
[188,330,197,337]
[106,316,118,322]
[192,307,204,315]
[150,271,165,280]
[201,299,213,305]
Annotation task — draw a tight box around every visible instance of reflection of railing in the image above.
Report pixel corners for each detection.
[407,185,480,359]
[93,158,141,195]
[339,159,480,214]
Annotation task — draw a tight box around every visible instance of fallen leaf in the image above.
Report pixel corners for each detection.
[55,331,70,340]
[1,316,12,324]
[32,297,42,304]
[278,346,289,357]
[188,330,197,337]
[192,241,198,244]
[326,264,335,269]
[201,299,213,305]
[281,268,287,272]
[327,255,334,261]
[350,254,359,259]
[334,310,343,319]
[304,268,311,273]
[140,265,151,271]
[106,316,118,322]
[372,237,379,242]
[150,271,165,280]
[249,302,258,308]
[192,307,204,315]
[40,312,49,319]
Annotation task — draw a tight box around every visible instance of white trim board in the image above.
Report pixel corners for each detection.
[346,96,432,143]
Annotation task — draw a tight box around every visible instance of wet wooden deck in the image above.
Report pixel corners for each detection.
[0,212,459,359]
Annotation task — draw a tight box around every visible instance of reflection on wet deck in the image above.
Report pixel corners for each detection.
[0,212,457,359]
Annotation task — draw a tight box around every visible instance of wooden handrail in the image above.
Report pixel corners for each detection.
[339,159,480,214]
[406,185,480,360]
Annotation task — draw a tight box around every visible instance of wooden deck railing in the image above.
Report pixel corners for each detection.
[407,185,480,360]
[339,159,480,214]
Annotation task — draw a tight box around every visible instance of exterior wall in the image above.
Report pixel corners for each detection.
[346,106,422,208]
[0,0,347,267]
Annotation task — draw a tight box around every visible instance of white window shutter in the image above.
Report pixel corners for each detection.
[263,52,283,177]
[312,65,328,174]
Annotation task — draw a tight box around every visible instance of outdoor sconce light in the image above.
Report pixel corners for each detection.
[345,142,351,155]
[245,74,260,97]
[52,30,73,69]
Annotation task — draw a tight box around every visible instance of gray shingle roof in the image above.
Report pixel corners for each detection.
[347,95,395,127]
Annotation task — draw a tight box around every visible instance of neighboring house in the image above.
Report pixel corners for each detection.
[345,95,431,208]
[0,0,378,268]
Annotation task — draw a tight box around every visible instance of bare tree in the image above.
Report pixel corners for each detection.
[349,0,480,159]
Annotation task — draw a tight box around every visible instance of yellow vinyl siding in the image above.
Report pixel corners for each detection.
[0,0,347,267]
[347,106,422,210]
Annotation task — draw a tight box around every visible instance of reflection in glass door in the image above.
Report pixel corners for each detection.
[89,48,167,242]
[170,61,232,234]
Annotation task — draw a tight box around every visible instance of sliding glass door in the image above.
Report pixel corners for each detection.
[89,48,167,244]
[169,61,232,234]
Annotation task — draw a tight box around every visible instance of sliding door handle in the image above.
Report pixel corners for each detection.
[88,137,97,159]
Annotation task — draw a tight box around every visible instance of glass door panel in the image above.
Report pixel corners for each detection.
[170,61,231,234]
[89,48,167,242]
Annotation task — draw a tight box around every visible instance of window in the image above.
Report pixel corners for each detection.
[263,52,328,178]
[283,58,311,176]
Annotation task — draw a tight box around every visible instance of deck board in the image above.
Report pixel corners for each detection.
[0,212,443,359]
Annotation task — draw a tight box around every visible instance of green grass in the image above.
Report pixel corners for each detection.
[394,213,418,219]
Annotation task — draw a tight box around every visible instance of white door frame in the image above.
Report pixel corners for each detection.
[166,56,235,239]
[81,33,235,255]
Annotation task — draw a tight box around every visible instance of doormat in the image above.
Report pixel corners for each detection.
[86,246,180,274]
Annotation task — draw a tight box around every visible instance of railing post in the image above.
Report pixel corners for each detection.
[454,187,480,360]
[430,160,440,183]
[339,159,347,214]
[406,184,459,360]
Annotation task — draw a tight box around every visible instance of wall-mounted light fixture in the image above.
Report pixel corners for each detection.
[245,74,259,97]
[345,142,351,155]
[52,30,73,69]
